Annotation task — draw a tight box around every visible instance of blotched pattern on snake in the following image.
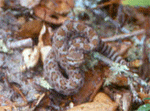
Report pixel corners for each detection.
[44,21,127,95]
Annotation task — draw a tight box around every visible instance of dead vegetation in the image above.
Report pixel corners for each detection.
[0,0,150,111]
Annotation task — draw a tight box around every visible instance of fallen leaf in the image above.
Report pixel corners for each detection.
[68,92,118,111]
[138,92,150,104]
[34,6,68,24]
[21,46,40,71]
[17,20,43,39]
[0,95,15,111]
[42,0,74,14]
[72,64,104,104]
[0,0,4,8]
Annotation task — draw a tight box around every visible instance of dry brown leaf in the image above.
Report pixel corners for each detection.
[37,24,53,63]
[38,24,47,48]
[0,53,4,67]
[114,90,132,111]
[129,59,142,68]
[138,92,150,104]
[0,106,12,111]
[17,20,43,38]
[17,17,26,25]
[0,95,15,111]
[115,76,128,86]
[72,65,104,105]
[42,0,74,14]
[0,0,4,8]
[104,67,128,86]
[104,87,132,111]
[68,103,116,111]
[42,27,53,46]
[37,24,53,47]
[34,6,68,24]
[108,41,131,56]
[68,92,118,111]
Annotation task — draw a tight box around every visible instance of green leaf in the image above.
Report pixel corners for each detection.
[122,0,150,7]
[143,98,150,101]
[137,104,150,111]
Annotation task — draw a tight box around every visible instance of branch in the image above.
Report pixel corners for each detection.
[102,29,145,42]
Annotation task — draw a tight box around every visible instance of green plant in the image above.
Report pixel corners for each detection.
[137,98,150,111]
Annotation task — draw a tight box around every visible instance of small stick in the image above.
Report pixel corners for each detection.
[93,0,116,9]
[102,29,145,42]
[93,52,149,102]
[128,78,142,102]
[7,38,33,49]
[86,7,131,33]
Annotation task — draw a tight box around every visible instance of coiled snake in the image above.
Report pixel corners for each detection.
[44,21,127,95]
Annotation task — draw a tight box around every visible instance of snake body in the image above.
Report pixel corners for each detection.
[44,21,127,95]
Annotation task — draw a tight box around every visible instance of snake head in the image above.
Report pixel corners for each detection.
[66,51,84,67]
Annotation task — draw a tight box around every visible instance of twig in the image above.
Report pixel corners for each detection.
[109,63,147,102]
[128,78,142,102]
[93,1,116,9]
[86,7,131,33]
[5,70,28,103]
[102,29,145,42]
[7,38,33,49]
[93,52,149,102]
[85,6,149,103]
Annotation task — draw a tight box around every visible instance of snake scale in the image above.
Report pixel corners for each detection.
[44,21,127,95]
